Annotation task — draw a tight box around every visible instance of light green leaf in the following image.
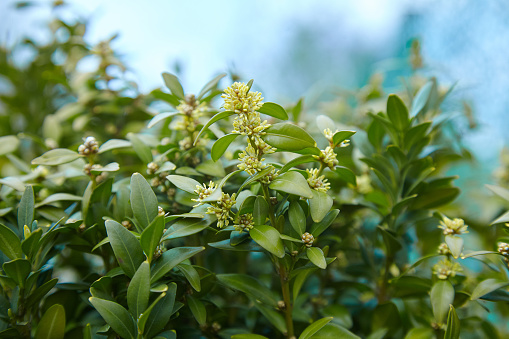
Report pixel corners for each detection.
[196,159,226,177]
[198,73,226,99]
[288,201,306,235]
[162,72,185,99]
[335,166,356,186]
[253,196,269,226]
[32,149,81,166]
[140,216,165,262]
[0,135,19,155]
[18,185,34,232]
[34,193,82,208]
[187,295,206,325]
[127,134,152,164]
[410,81,433,117]
[232,335,269,339]
[35,304,66,339]
[471,279,509,300]
[150,247,205,283]
[166,175,201,194]
[309,190,333,223]
[131,173,158,230]
[299,317,333,339]
[316,115,335,132]
[312,323,360,339]
[194,110,236,145]
[445,235,463,259]
[89,162,120,173]
[430,280,454,324]
[491,210,509,225]
[332,131,356,148]
[147,112,179,129]
[280,155,316,174]
[98,139,132,154]
[444,305,460,339]
[307,247,327,269]
[387,94,410,131]
[0,223,22,260]
[404,328,434,339]
[310,209,340,237]
[127,261,150,319]
[250,225,285,258]
[216,274,277,307]
[257,102,288,120]
[269,171,313,199]
[105,220,144,278]
[486,184,509,202]
[263,123,316,151]
[211,133,239,161]
[89,297,136,339]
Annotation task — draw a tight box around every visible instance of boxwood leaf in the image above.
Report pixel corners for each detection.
[312,323,360,339]
[98,139,132,154]
[131,173,158,230]
[216,274,277,307]
[89,297,136,339]
[387,94,410,131]
[430,280,454,324]
[0,223,23,260]
[279,155,316,174]
[211,133,239,161]
[471,279,509,300]
[309,190,333,223]
[187,295,206,325]
[253,196,269,225]
[444,305,460,339]
[35,304,66,339]
[194,110,236,145]
[0,135,19,155]
[162,72,185,99]
[144,283,177,338]
[127,261,150,319]
[147,112,179,129]
[445,235,463,259]
[250,225,285,258]
[332,131,356,148]
[310,209,339,237]
[257,102,288,120]
[289,201,306,235]
[150,246,205,283]
[3,258,31,288]
[167,175,201,194]
[137,292,166,334]
[32,149,81,166]
[410,81,433,117]
[105,220,144,278]
[263,123,316,151]
[140,216,165,262]
[198,73,226,99]
[18,185,34,232]
[177,263,201,292]
[269,171,313,199]
[299,317,333,339]
[128,134,153,164]
[307,247,327,269]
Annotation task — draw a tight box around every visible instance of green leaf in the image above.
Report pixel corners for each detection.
[31,148,81,166]
[238,166,274,192]
[34,193,82,208]
[257,102,288,120]
[196,159,226,177]
[3,259,31,288]
[250,225,285,258]
[150,246,205,283]
[309,190,333,223]
[167,175,201,194]
[162,72,185,99]
[162,219,210,240]
[280,155,316,174]
[404,328,434,339]
[253,196,269,225]
[18,185,34,232]
[208,239,263,252]
[144,283,177,338]
[22,228,42,260]
[263,123,316,151]
[128,134,153,163]
[332,131,356,148]
[140,216,165,262]
[461,250,500,259]
[35,304,66,339]
[127,261,150,318]
[147,112,179,129]
[216,274,277,307]
[198,73,226,99]
[486,184,509,202]
[320,304,352,329]
[89,297,136,339]
[410,81,433,117]
[471,279,509,300]
[310,209,340,237]
[194,110,236,145]
[178,264,201,291]
[312,323,360,339]
[0,135,19,155]
[105,220,144,278]
[232,335,269,339]
[378,226,402,256]
[316,115,336,132]
[254,303,287,334]
[0,223,22,260]
[335,166,356,186]
[445,235,463,259]
[90,162,120,173]
[307,247,327,269]
[137,292,166,334]
[386,94,410,131]
[288,201,306,235]
[131,173,158,230]
[26,278,58,308]
[491,210,509,225]
[98,139,132,154]
[430,280,454,324]
[269,171,313,199]
[404,122,431,150]
[444,305,460,339]
[211,133,239,161]
[299,317,333,339]
[187,295,206,325]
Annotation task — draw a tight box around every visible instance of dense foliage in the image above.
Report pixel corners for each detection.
[1,9,509,339]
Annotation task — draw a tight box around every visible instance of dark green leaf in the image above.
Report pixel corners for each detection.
[26,278,58,308]
[3,259,31,288]
[280,155,316,174]
[35,304,66,339]
[309,190,333,223]
[137,292,166,334]
[289,200,306,234]
[140,216,165,262]
[0,223,22,260]
[105,220,144,278]
[269,171,313,199]
[178,264,201,292]
[250,225,285,258]
[144,283,177,338]
[131,173,158,230]
[151,247,205,283]
[89,297,136,339]
[187,295,206,325]
[211,134,239,162]
[299,317,333,339]
[404,328,434,339]
[444,305,460,339]
[253,196,269,225]
[310,209,340,237]
[18,185,34,232]
[257,102,288,120]
[387,94,410,131]
[127,261,150,318]
[216,274,277,307]
[471,279,509,300]
[335,166,356,186]
[263,123,316,151]
[378,226,402,256]
[312,323,360,339]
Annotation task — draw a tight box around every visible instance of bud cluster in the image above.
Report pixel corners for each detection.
[302,232,315,248]
[433,259,462,280]
[306,168,330,193]
[78,136,99,156]
[234,213,255,233]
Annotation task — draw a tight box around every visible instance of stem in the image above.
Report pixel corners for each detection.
[261,184,278,231]
[280,268,294,338]
[378,255,394,303]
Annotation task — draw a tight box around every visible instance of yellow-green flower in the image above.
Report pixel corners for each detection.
[306,168,330,192]
[192,181,217,207]
[234,213,254,232]
[433,259,462,280]
[314,146,339,170]
[222,82,263,114]
[438,216,468,235]
[438,243,450,255]
[237,145,266,175]
[206,192,237,229]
